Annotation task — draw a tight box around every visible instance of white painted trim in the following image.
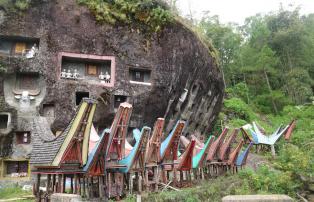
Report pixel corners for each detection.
[129,80,152,86]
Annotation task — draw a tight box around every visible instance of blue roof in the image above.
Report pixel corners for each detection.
[118,126,151,173]
[192,135,214,169]
[83,129,110,172]
[160,121,183,157]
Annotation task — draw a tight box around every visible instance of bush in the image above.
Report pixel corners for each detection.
[0,0,31,11]
[239,166,300,196]
[77,0,173,33]
[14,0,31,10]
[143,175,255,202]
[224,97,257,121]
[274,144,312,178]
[226,82,249,103]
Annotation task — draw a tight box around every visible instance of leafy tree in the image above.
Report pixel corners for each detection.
[198,14,242,87]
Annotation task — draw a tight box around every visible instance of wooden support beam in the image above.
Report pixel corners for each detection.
[82,176,86,198]
[128,172,133,195]
[70,176,74,194]
[144,170,149,191]
[271,145,276,158]
[108,173,111,198]
[89,177,93,198]
[201,168,204,179]
[46,174,51,194]
[179,171,183,182]
[187,170,191,181]
[74,174,78,194]
[57,174,62,193]
[173,168,177,185]
[52,174,56,193]
[163,170,168,183]
[61,174,65,193]
[160,181,181,192]
[98,176,104,198]
[36,173,41,198]
[138,173,142,193]
[86,177,90,199]
[78,176,81,196]
[154,167,159,192]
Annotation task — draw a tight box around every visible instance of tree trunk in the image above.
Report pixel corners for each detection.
[243,73,250,104]
[263,68,278,114]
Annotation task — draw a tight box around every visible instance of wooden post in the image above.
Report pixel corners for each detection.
[70,176,73,194]
[108,173,111,198]
[73,174,77,194]
[78,176,81,196]
[271,145,276,158]
[154,167,159,192]
[36,173,41,198]
[82,176,86,198]
[61,174,65,193]
[201,168,204,179]
[165,170,168,183]
[86,177,90,199]
[52,174,56,193]
[138,173,142,193]
[179,171,183,182]
[187,170,191,182]
[128,172,133,194]
[99,176,104,198]
[144,170,149,191]
[46,174,51,194]
[89,177,94,198]
[192,169,197,180]
[173,168,177,185]
[57,174,62,193]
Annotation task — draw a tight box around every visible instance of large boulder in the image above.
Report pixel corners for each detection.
[0,0,224,138]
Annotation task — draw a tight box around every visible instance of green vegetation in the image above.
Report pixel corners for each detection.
[0,0,31,12]
[0,185,32,199]
[77,0,173,33]
[199,8,314,113]
[194,6,314,200]
[139,165,301,201]
[0,61,6,73]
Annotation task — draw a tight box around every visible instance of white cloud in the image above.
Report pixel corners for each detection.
[176,0,314,25]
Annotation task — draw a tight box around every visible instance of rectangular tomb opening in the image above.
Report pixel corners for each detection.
[59,52,115,87]
[129,68,151,84]
[16,132,31,144]
[76,92,89,105]
[114,95,127,108]
[0,114,8,129]
[0,35,39,57]
[5,161,29,177]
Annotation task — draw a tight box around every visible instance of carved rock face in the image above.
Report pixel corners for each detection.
[0,0,224,139]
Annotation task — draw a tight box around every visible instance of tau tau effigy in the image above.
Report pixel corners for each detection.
[0,0,225,199]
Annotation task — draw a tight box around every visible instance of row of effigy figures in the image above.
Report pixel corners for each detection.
[61,69,80,79]
[60,69,111,83]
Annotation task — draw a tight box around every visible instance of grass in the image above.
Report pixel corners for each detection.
[120,174,257,202]
[0,186,32,200]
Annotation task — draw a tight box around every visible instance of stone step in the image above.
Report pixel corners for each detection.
[222,195,293,202]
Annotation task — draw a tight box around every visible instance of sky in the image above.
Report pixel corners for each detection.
[176,0,314,25]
